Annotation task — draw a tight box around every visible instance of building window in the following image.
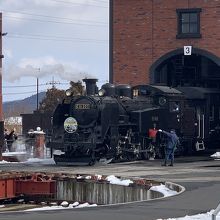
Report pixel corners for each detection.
[176,8,202,39]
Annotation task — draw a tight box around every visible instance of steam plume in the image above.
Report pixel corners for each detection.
[4,56,93,82]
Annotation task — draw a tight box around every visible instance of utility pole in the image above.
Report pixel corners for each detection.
[36,68,40,111]
[37,77,39,111]
[46,76,60,88]
[0,13,5,160]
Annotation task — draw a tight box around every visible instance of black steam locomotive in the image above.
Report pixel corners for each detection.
[48,79,220,165]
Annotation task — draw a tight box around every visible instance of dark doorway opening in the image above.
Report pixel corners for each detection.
[150,49,220,88]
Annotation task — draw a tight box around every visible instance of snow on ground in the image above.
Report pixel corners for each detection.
[0,157,56,165]
[2,152,27,156]
[0,160,16,164]
[157,209,220,220]
[76,202,97,208]
[150,184,178,197]
[69,202,79,207]
[24,158,56,165]
[211,152,220,160]
[25,202,97,211]
[105,175,133,186]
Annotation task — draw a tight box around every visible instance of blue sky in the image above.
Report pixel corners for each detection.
[1,0,109,102]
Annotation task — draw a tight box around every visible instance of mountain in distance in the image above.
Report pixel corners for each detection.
[3,92,46,118]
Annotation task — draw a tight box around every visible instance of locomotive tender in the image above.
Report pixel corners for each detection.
[49,79,220,165]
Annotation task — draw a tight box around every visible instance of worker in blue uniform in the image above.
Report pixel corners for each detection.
[158,129,179,166]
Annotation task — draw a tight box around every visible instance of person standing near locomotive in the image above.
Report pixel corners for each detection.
[4,128,17,152]
[158,129,179,166]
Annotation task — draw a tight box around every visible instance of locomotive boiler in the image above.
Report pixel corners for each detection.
[48,79,220,165]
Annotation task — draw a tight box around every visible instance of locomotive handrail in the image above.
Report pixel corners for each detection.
[202,114,205,139]
[198,114,200,138]
[212,202,220,220]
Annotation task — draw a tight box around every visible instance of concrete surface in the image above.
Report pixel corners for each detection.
[0,156,219,220]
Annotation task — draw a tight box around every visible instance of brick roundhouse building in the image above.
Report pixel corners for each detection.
[109,0,220,88]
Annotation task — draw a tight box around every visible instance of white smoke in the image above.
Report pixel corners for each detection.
[4,56,93,82]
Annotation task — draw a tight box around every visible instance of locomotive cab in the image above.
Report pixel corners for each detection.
[178,87,220,151]
[131,85,189,157]
[132,85,185,132]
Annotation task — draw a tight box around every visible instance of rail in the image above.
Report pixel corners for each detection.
[212,202,220,220]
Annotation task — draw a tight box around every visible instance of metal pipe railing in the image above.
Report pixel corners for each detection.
[212,202,220,220]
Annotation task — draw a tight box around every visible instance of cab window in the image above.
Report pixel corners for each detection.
[133,89,139,97]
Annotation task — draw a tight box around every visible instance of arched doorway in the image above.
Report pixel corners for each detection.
[150,48,220,88]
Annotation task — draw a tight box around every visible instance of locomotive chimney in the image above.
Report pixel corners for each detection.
[83,78,98,95]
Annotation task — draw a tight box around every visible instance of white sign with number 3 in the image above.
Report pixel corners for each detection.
[184,46,192,55]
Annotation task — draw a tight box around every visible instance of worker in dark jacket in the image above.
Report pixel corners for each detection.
[158,129,179,166]
[4,128,17,152]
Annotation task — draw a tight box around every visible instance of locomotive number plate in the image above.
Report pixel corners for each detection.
[75,104,90,109]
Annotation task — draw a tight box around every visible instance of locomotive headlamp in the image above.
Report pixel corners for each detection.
[65,89,72,97]
[98,89,105,97]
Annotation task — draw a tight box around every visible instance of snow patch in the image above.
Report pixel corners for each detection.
[211,152,220,159]
[157,209,220,220]
[75,202,97,208]
[53,150,65,156]
[95,174,102,180]
[150,184,178,197]
[3,151,27,156]
[25,202,97,211]
[60,201,69,207]
[105,175,133,186]
[0,160,16,164]
[69,202,79,208]
[24,158,55,165]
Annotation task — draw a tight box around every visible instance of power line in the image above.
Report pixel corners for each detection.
[2,81,109,90]
[3,84,46,88]
[89,0,108,3]
[88,0,108,3]
[46,77,61,88]
[6,34,108,44]
[3,90,46,96]
[8,33,107,43]
[2,79,108,95]
[4,15,108,27]
[3,82,69,89]
[2,10,107,25]
[48,0,107,8]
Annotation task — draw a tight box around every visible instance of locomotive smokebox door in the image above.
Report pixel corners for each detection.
[64,117,78,133]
